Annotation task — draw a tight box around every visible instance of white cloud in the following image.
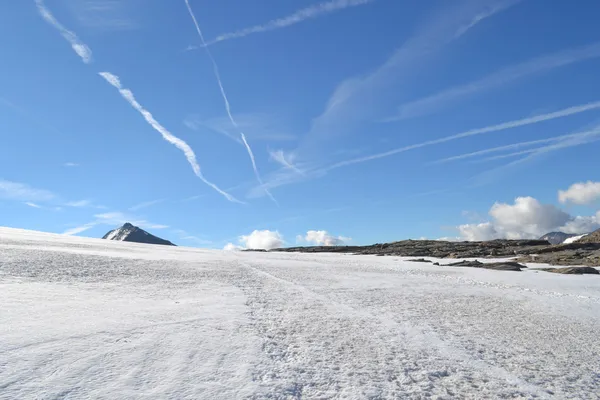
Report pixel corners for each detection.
[456,195,599,241]
[237,230,284,250]
[64,162,79,167]
[35,0,93,63]
[24,202,42,209]
[98,71,242,204]
[560,212,600,234]
[0,179,55,202]
[184,1,276,205]
[394,42,600,119]
[205,0,375,46]
[458,222,499,241]
[489,197,571,239]
[558,181,600,205]
[298,230,350,246]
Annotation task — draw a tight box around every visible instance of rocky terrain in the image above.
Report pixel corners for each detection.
[102,223,176,246]
[272,230,600,267]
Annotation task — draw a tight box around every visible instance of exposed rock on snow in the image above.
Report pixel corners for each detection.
[538,266,599,275]
[442,260,526,271]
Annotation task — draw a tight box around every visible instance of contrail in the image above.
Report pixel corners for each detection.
[99,72,243,204]
[431,128,600,164]
[35,0,92,63]
[204,0,375,46]
[184,0,277,205]
[326,100,600,171]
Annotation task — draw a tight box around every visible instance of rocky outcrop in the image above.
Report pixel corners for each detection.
[441,260,526,271]
[274,239,551,258]
[273,238,600,267]
[537,267,599,275]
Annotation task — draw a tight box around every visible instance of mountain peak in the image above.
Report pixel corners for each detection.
[102,223,175,246]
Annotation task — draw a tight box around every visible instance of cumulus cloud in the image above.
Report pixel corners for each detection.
[239,230,284,250]
[223,243,243,251]
[558,181,600,205]
[458,222,498,241]
[489,197,571,239]
[224,230,284,250]
[456,195,599,241]
[297,230,350,246]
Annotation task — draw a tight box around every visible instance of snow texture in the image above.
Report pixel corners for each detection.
[1,227,599,399]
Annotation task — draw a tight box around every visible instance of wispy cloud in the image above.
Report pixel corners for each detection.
[391,41,600,120]
[328,100,600,170]
[63,222,98,236]
[35,0,93,63]
[129,199,164,211]
[269,149,305,175]
[63,162,79,167]
[24,202,42,209]
[184,0,276,204]
[296,0,520,160]
[0,179,55,202]
[98,71,242,204]
[180,194,205,202]
[68,0,139,31]
[204,0,375,46]
[65,199,93,208]
[180,236,213,246]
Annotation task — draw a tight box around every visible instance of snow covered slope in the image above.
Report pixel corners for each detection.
[1,227,599,399]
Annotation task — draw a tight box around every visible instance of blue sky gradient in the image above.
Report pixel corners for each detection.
[2,0,600,248]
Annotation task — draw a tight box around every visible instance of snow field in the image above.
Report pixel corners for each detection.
[1,227,599,399]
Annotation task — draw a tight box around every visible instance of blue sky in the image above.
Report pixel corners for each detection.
[2,0,600,249]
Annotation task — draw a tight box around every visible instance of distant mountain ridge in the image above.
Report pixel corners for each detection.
[102,223,175,246]
[538,232,578,245]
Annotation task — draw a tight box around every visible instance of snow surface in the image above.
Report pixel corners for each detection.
[563,234,588,244]
[1,227,599,399]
